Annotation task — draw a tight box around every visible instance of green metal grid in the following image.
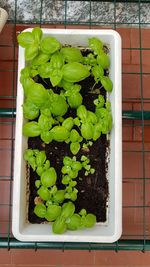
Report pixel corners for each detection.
[0,0,150,251]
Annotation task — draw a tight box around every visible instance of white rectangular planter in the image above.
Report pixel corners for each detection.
[12,29,122,243]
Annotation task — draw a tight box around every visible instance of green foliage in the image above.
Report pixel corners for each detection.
[41,167,57,187]
[61,47,83,63]
[63,62,90,83]
[101,76,113,92]
[23,100,39,120]
[45,204,61,221]
[26,83,49,108]
[23,121,41,137]
[34,203,46,218]
[97,52,110,70]
[40,36,61,54]
[19,29,114,234]
[51,126,70,142]
[89,37,103,55]
[49,94,68,116]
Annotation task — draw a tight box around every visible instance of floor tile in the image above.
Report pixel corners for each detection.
[11,249,94,265]
[116,28,131,48]
[122,49,131,65]
[143,74,150,98]
[123,125,133,141]
[130,28,140,48]
[123,180,143,207]
[0,25,14,46]
[123,151,144,179]
[145,153,150,178]
[141,29,150,49]
[0,180,11,205]
[94,250,150,266]
[0,249,11,264]
[122,73,141,99]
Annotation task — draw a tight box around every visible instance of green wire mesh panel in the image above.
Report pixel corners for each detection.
[0,0,150,250]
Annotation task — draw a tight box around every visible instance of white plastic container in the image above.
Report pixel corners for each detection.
[12,29,122,243]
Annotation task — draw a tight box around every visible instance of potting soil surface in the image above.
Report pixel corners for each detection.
[27,50,109,223]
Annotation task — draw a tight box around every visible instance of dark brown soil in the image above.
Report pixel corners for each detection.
[27,50,109,224]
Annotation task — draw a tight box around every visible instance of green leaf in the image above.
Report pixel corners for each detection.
[32,27,42,43]
[77,105,88,122]
[43,160,50,170]
[40,131,53,144]
[90,168,95,174]
[67,93,83,108]
[53,190,65,204]
[62,117,74,131]
[41,167,57,187]
[63,62,90,83]
[93,95,105,108]
[83,53,97,66]
[36,151,46,166]
[89,37,103,55]
[36,166,44,176]
[61,165,71,174]
[38,186,50,201]
[32,52,51,66]
[63,156,72,166]
[87,111,98,124]
[59,80,73,91]
[79,208,87,216]
[85,213,96,228]
[25,45,39,61]
[50,69,63,87]
[45,204,61,221]
[67,214,81,230]
[50,52,64,69]
[70,129,80,143]
[21,77,35,96]
[40,36,61,54]
[30,68,39,77]
[35,180,41,188]
[27,156,37,171]
[40,108,51,117]
[27,83,49,108]
[101,76,113,92]
[34,203,46,218]
[68,170,78,179]
[93,123,101,141]
[97,52,110,69]
[51,126,70,142]
[70,190,78,201]
[38,114,52,131]
[52,216,67,234]
[23,121,41,137]
[23,149,34,161]
[20,66,30,80]
[50,185,57,195]
[70,142,80,155]
[50,94,68,116]
[61,201,75,219]
[61,47,83,63]
[92,65,104,83]
[23,100,39,120]
[71,161,82,171]
[62,175,70,185]
[74,117,81,127]
[17,32,35,48]
[38,62,53,78]
[81,122,94,140]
